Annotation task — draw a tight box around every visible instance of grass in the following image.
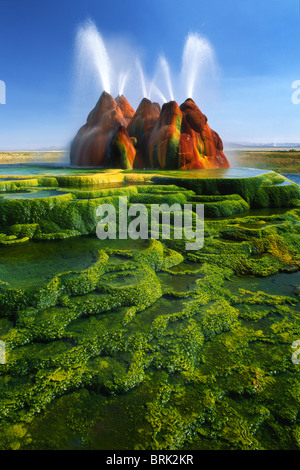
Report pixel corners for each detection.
[1,149,300,174]
[232,149,300,173]
[0,151,68,165]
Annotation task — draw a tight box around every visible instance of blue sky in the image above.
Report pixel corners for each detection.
[0,0,299,150]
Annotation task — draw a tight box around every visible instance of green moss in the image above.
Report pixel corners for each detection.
[0,234,29,245]
[253,181,300,208]
[162,249,184,269]
[133,239,164,271]
[55,173,125,187]
[152,319,205,373]
[37,177,59,187]
[130,192,188,205]
[151,171,300,209]
[0,169,299,450]
[198,300,239,339]
[35,230,81,240]
[203,197,250,218]
[0,179,39,192]
[137,185,191,194]
[97,265,162,310]
[0,193,74,227]
[8,223,39,239]
[66,185,138,200]
[58,250,109,296]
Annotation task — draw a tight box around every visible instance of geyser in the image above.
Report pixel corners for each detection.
[159,55,175,102]
[181,33,216,100]
[71,22,229,170]
[76,19,112,94]
[118,70,129,96]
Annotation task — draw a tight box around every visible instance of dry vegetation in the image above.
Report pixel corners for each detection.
[0,151,68,165]
[0,150,299,174]
[232,149,300,173]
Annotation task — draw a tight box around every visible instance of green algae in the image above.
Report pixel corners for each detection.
[0,169,298,244]
[152,171,300,208]
[0,167,299,450]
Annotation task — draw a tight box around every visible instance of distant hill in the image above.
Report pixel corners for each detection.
[225,142,300,149]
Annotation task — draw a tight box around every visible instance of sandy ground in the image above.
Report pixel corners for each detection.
[0,151,69,165]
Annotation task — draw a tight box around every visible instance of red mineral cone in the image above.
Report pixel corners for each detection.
[115,95,135,126]
[69,92,230,170]
[70,91,132,167]
[179,98,230,169]
[148,101,182,169]
[127,98,161,168]
[107,125,136,170]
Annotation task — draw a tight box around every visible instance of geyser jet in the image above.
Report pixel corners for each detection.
[74,22,218,108]
[159,55,174,102]
[118,70,130,96]
[136,59,148,99]
[181,33,216,99]
[76,20,112,94]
